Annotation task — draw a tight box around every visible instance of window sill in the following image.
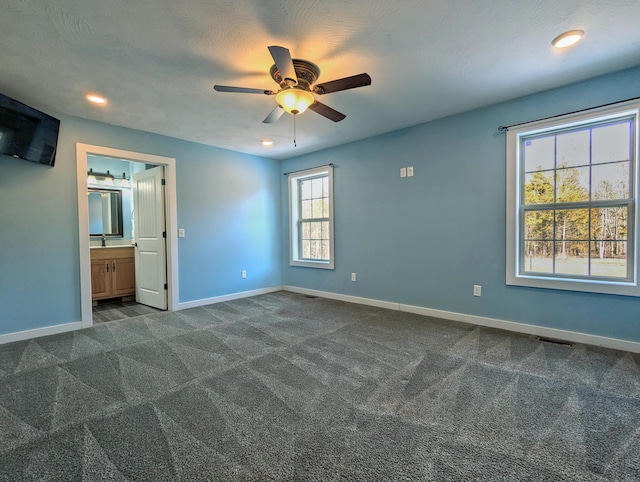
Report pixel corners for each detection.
[507,272,640,297]
[290,259,334,270]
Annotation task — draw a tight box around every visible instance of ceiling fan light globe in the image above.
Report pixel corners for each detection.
[296,99,310,114]
[276,88,314,115]
[279,91,296,110]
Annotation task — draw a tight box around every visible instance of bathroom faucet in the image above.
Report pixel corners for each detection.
[101,234,106,247]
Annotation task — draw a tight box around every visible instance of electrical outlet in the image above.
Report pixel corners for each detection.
[407,166,414,177]
[241,270,247,279]
[473,285,482,297]
[351,272,357,282]
[400,168,407,178]
[178,228,185,238]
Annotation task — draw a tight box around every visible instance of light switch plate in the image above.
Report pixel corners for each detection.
[400,168,407,178]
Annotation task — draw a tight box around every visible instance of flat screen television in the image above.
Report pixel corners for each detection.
[0,92,60,166]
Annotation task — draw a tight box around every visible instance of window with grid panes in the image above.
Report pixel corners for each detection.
[506,100,640,296]
[299,174,330,260]
[288,165,334,269]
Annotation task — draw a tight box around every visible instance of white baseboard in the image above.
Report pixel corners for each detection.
[176,286,283,310]
[4,286,638,354]
[282,285,640,354]
[0,321,84,346]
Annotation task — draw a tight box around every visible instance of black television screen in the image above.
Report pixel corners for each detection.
[0,93,60,166]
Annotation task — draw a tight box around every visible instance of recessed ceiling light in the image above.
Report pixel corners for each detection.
[86,94,107,105]
[552,30,584,49]
[261,139,273,146]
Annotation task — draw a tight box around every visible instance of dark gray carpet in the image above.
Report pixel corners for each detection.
[0,291,639,480]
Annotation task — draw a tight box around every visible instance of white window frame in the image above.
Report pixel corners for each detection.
[288,165,335,269]
[506,99,640,296]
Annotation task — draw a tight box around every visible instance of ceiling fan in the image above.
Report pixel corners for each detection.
[214,46,371,124]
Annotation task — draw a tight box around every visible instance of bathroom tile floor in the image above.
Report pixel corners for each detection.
[92,299,163,323]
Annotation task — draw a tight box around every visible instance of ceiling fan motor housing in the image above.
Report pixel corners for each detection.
[270,59,320,91]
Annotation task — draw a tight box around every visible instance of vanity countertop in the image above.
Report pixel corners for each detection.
[90,245,135,249]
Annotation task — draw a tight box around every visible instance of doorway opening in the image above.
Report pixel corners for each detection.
[76,144,179,328]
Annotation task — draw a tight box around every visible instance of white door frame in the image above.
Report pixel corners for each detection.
[76,143,179,327]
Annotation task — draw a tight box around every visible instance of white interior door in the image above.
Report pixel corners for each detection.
[133,165,167,309]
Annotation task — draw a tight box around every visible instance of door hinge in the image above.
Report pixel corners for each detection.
[164,283,168,290]
[161,178,166,186]
[162,231,166,238]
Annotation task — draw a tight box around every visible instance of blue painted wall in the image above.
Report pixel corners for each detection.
[175,141,281,302]
[281,65,640,342]
[0,115,281,335]
[2,65,639,342]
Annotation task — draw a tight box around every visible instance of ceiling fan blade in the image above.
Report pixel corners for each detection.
[308,101,346,122]
[214,85,274,95]
[268,46,298,84]
[314,73,371,94]
[263,105,285,124]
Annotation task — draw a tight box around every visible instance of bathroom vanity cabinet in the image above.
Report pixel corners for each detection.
[90,246,135,302]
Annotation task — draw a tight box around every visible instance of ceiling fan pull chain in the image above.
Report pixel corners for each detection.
[294,115,297,147]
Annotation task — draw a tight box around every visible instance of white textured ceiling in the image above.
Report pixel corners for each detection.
[2,0,640,160]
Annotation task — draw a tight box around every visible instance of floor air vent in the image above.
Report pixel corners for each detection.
[304,295,318,299]
[537,336,573,347]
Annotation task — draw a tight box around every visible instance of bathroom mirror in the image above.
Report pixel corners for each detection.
[88,188,123,237]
